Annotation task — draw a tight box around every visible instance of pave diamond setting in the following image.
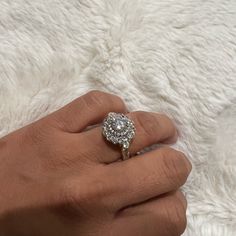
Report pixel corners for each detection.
[102,112,135,150]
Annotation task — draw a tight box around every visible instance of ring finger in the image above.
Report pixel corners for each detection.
[80,111,178,163]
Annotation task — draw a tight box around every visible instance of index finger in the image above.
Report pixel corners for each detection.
[47,90,127,133]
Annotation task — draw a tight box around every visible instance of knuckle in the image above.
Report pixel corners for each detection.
[84,90,124,111]
[133,111,160,139]
[162,115,177,140]
[87,90,105,98]
[164,195,187,235]
[112,95,126,110]
[172,197,187,235]
[107,94,125,111]
[160,148,191,186]
[176,191,187,210]
[84,90,107,109]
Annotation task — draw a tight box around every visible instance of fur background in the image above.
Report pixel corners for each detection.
[0,0,236,235]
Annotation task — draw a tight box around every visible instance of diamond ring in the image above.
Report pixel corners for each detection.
[102,112,135,160]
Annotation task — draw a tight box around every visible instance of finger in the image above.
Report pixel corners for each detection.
[47,90,127,133]
[81,111,177,163]
[106,148,191,211]
[113,191,187,236]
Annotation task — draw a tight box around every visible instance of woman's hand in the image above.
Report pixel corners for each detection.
[0,91,191,236]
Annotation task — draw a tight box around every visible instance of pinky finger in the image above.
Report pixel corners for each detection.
[112,191,187,236]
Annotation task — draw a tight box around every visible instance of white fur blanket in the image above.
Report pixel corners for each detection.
[0,1,236,235]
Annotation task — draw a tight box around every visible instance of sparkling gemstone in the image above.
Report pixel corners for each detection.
[123,141,129,149]
[103,113,135,147]
[112,118,126,131]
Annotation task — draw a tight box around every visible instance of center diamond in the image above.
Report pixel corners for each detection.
[102,112,135,147]
[112,118,126,131]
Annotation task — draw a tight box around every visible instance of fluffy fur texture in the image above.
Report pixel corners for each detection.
[0,0,236,235]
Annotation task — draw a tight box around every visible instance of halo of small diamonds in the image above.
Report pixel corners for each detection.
[102,112,135,149]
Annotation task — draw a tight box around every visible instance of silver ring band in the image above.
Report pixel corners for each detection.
[121,146,130,161]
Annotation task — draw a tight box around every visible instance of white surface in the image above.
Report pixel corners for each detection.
[0,0,236,235]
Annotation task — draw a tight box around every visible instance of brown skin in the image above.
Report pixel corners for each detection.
[0,91,191,236]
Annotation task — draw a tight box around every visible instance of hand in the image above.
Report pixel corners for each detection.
[0,91,191,236]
